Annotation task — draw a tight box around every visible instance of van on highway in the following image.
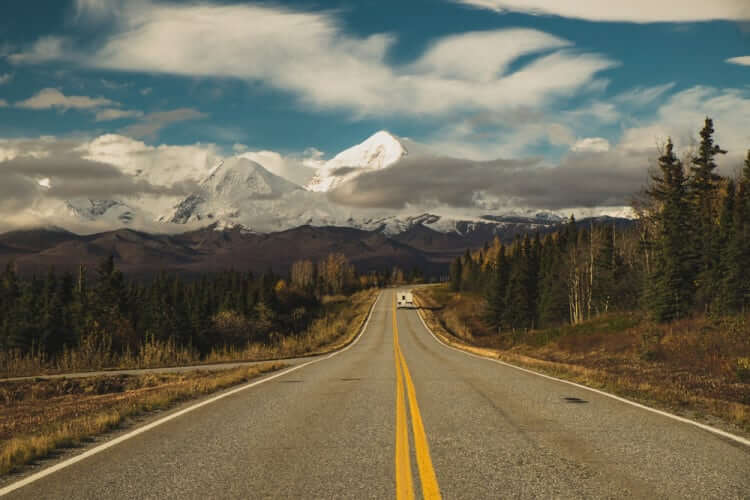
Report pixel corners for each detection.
[397,292,414,309]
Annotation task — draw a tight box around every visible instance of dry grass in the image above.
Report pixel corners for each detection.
[415,285,750,435]
[203,288,378,362]
[0,289,379,379]
[0,363,284,476]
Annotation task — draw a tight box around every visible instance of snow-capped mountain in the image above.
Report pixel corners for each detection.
[51,130,629,239]
[305,130,408,192]
[167,157,304,225]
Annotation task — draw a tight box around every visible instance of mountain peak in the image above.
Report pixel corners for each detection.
[305,130,408,192]
[168,158,302,225]
[201,157,300,197]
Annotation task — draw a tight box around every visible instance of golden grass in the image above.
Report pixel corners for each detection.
[414,286,750,435]
[0,363,284,476]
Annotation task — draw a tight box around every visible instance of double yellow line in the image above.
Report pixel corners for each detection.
[393,295,441,500]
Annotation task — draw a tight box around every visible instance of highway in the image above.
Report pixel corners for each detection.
[3,289,749,499]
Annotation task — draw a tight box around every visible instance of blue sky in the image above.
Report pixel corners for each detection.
[0,0,749,232]
[1,0,748,157]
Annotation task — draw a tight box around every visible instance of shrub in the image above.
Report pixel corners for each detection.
[736,357,750,383]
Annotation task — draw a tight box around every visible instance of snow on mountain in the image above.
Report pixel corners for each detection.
[66,198,138,225]
[305,130,408,192]
[168,157,304,225]
[53,131,630,238]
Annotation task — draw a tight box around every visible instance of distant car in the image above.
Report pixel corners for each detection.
[397,292,414,309]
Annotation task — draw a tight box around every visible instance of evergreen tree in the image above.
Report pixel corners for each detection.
[732,150,750,312]
[538,234,569,327]
[526,233,541,328]
[504,236,532,331]
[484,245,508,330]
[689,117,726,310]
[593,224,616,314]
[717,180,740,313]
[648,139,695,321]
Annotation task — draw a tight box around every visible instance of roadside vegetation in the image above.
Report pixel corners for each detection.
[0,363,284,476]
[0,253,381,378]
[424,118,750,433]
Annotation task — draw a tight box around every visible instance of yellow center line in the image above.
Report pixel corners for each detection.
[394,295,415,500]
[393,294,442,500]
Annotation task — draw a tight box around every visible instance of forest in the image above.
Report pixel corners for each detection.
[450,118,750,331]
[0,252,403,373]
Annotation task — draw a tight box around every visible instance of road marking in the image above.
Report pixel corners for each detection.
[413,299,750,448]
[393,294,441,500]
[397,348,441,499]
[394,310,414,500]
[0,291,382,498]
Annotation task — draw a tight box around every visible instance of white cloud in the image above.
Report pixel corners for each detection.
[11,1,616,117]
[8,36,68,64]
[0,99,7,108]
[232,143,248,153]
[454,0,750,22]
[140,87,152,95]
[727,56,750,66]
[119,108,208,139]
[99,78,130,89]
[411,29,569,82]
[237,150,319,186]
[73,0,124,22]
[0,73,12,85]
[16,88,116,110]
[614,83,676,107]
[572,137,610,152]
[616,86,750,181]
[94,108,144,121]
[565,100,620,124]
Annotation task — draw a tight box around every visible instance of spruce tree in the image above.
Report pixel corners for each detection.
[504,236,532,331]
[733,150,750,312]
[689,117,726,310]
[648,139,695,321]
[538,234,569,327]
[717,180,740,313]
[484,245,508,330]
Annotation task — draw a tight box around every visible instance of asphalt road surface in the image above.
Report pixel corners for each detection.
[3,289,749,499]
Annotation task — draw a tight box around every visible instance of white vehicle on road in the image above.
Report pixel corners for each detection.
[397,291,414,309]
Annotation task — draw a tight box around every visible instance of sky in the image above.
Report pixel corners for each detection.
[0,0,749,230]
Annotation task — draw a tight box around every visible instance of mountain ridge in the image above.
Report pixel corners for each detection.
[0,216,633,277]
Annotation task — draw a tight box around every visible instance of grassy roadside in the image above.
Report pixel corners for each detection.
[414,285,750,436]
[203,288,379,363]
[0,363,285,476]
[2,289,379,379]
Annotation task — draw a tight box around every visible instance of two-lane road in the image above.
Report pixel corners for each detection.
[4,289,749,498]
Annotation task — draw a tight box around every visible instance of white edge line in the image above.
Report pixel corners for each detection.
[0,291,383,497]
[413,299,750,448]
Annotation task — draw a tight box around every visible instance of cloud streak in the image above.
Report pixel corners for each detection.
[727,56,750,66]
[119,108,208,139]
[16,88,116,110]
[454,0,750,23]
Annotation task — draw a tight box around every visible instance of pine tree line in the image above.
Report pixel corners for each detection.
[450,117,750,333]
[0,253,386,360]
